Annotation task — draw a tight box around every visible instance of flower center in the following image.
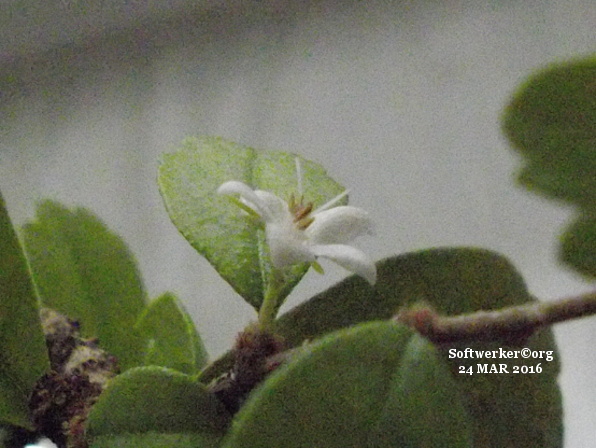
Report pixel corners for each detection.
[288,194,314,230]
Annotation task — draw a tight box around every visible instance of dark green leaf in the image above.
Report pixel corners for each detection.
[86,366,230,438]
[203,247,562,447]
[367,333,472,447]
[502,57,596,277]
[560,212,596,277]
[22,201,147,370]
[0,193,49,429]
[281,248,562,447]
[283,248,562,447]
[158,136,346,310]
[90,431,220,448]
[199,247,536,380]
[135,293,208,374]
[275,248,533,347]
[222,322,472,448]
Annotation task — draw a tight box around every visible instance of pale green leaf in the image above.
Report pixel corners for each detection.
[158,136,346,310]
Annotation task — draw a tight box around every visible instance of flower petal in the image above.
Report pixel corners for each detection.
[306,206,373,245]
[266,223,315,267]
[254,190,291,223]
[217,181,276,221]
[311,244,377,284]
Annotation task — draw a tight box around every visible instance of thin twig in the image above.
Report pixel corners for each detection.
[394,291,596,344]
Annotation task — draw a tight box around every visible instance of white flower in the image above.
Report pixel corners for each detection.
[217,173,376,285]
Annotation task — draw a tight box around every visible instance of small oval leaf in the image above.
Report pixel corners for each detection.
[560,211,596,277]
[135,293,208,374]
[502,57,596,277]
[86,366,230,438]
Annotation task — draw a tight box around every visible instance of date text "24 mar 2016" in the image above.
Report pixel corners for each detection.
[458,363,543,375]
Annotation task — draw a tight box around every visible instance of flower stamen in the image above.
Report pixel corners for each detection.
[288,191,314,229]
[293,202,313,222]
[296,216,314,230]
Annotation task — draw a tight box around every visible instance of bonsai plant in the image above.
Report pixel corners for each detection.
[0,56,593,448]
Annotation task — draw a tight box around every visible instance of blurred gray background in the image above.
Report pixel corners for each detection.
[1,0,594,446]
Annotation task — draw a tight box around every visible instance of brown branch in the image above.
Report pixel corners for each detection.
[206,292,596,413]
[394,291,596,344]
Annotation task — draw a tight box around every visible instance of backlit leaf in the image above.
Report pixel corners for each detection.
[158,136,346,310]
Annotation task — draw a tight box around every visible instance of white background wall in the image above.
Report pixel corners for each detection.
[1,1,594,446]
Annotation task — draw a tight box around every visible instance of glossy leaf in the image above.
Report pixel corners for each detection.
[135,292,208,374]
[22,201,147,370]
[158,136,346,310]
[502,57,596,277]
[90,432,220,448]
[87,366,230,439]
[0,193,49,429]
[222,322,472,448]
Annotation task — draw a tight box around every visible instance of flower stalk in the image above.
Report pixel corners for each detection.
[258,269,287,330]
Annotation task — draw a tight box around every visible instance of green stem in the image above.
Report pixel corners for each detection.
[258,269,285,330]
